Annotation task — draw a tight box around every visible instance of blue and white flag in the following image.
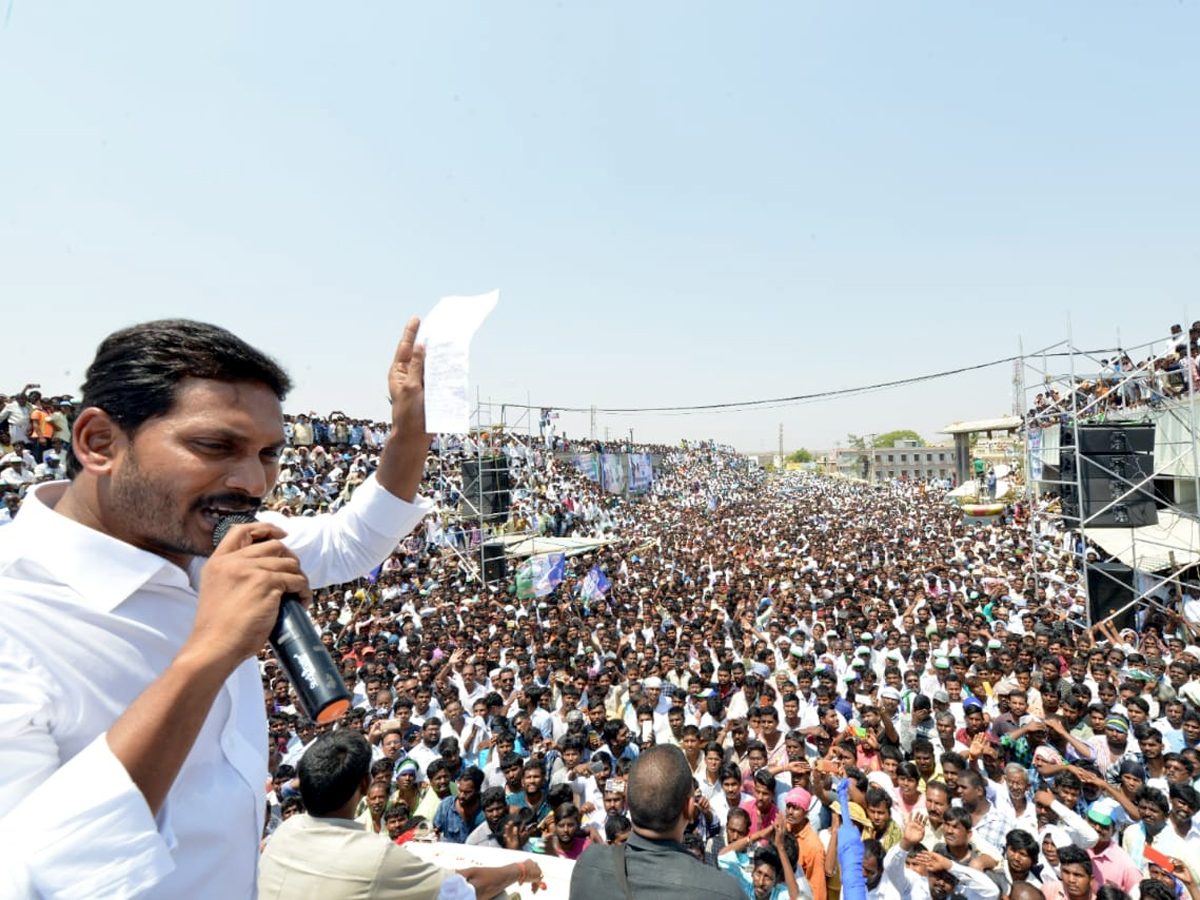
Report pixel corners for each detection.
[516,552,566,599]
[580,565,611,603]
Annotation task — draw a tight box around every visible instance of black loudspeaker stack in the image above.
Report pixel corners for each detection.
[460,455,512,522]
[1086,562,1136,631]
[481,540,508,584]
[1059,425,1157,528]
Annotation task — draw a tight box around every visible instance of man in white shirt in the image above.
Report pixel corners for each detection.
[0,492,18,526]
[0,389,34,446]
[0,453,35,492]
[1183,589,1200,635]
[33,450,66,482]
[0,317,434,899]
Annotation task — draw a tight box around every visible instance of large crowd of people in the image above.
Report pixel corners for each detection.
[255,413,1200,899]
[5,382,1200,900]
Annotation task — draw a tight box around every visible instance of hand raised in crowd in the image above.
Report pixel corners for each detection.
[751,823,775,843]
[502,820,525,851]
[967,732,987,760]
[913,850,952,873]
[773,816,788,852]
[901,812,927,850]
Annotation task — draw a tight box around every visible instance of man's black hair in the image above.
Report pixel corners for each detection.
[1140,879,1177,900]
[1004,828,1038,855]
[297,731,372,816]
[862,838,885,866]
[70,319,291,476]
[458,766,485,791]
[604,813,632,843]
[479,786,507,809]
[626,744,693,833]
[1057,845,1093,875]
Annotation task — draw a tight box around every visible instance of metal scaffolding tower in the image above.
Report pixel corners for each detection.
[429,391,541,589]
[1019,329,1200,633]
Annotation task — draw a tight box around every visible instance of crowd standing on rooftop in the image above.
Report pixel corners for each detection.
[4,382,1200,900]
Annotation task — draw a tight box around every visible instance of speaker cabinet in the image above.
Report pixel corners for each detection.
[1086,562,1135,631]
[1058,426,1157,528]
[481,540,508,584]
[461,456,512,522]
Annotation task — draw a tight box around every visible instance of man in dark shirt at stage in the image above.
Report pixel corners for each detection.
[569,744,744,899]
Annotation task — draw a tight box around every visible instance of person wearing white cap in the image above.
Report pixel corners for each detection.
[0,452,34,492]
[920,655,951,698]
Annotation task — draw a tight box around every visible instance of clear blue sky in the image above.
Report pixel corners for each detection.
[2,2,1197,452]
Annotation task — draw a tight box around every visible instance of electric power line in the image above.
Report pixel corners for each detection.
[497,344,1123,417]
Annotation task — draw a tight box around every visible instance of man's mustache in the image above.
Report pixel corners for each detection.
[193,494,263,512]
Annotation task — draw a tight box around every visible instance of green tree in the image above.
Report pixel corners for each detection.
[873,429,923,448]
[845,433,867,449]
[787,448,813,463]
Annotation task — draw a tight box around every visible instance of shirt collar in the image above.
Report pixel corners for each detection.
[627,831,688,855]
[302,815,362,830]
[11,481,194,612]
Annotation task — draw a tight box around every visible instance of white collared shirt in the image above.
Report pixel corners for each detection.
[0,475,430,899]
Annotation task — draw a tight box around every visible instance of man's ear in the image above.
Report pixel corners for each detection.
[70,408,125,475]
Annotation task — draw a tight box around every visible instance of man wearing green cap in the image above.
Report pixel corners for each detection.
[1083,802,1140,894]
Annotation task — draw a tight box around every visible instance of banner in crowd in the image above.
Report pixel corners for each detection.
[627,453,653,494]
[569,452,599,483]
[566,451,655,495]
[580,565,610,604]
[600,453,628,494]
[1028,428,1042,481]
[515,552,566,599]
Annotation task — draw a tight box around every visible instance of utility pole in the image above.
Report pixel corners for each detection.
[590,405,596,441]
[604,426,610,442]
[778,423,784,464]
[866,432,878,484]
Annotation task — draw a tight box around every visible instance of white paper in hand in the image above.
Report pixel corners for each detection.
[418,289,499,434]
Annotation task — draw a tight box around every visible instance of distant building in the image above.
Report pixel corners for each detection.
[833,439,959,484]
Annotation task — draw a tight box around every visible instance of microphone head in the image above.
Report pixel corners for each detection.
[212,512,259,549]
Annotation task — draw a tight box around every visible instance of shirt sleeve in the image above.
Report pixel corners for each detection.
[262,474,432,589]
[948,862,1001,900]
[0,690,175,899]
[884,846,913,900]
[1049,800,1098,848]
[377,843,451,896]
[436,874,475,900]
[0,634,177,899]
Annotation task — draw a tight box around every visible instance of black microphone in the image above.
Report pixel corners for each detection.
[213,513,352,724]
